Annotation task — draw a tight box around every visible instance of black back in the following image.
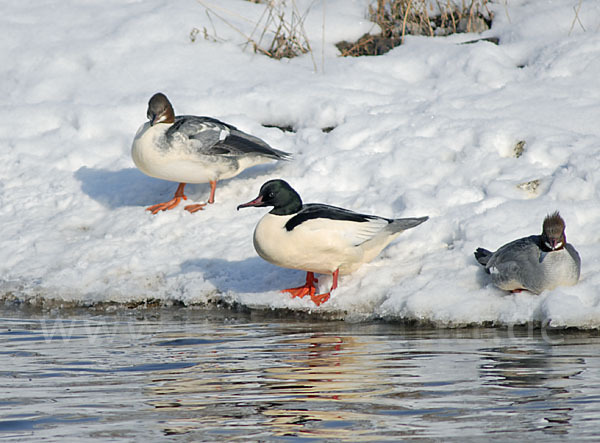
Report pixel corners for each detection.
[284,203,389,231]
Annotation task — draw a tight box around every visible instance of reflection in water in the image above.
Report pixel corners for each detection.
[478,343,585,436]
[142,326,600,441]
[147,334,392,439]
[1,312,600,441]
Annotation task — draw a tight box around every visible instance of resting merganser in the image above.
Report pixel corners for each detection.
[237,179,429,305]
[132,93,291,214]
[474,212,581,294]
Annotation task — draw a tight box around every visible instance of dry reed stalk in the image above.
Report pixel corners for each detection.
[337,0,491,57]
[196,0,317,69]
[569,0,585,36]
[401,0,413,44]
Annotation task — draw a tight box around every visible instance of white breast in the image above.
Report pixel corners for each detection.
[132,123,224,183]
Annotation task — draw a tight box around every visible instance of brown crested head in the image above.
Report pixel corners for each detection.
[541,211,566,251]
[147,92,175,126]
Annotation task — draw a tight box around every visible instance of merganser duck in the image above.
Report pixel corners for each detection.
[474,212,581,294]
[132,93,291,214]
[237,179,429,306]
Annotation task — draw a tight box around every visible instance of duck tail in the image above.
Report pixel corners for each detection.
[474,248,492,266]
[228,132,292,160]
[389,216,429,233]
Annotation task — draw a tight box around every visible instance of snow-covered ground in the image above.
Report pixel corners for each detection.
[2,0,600,327]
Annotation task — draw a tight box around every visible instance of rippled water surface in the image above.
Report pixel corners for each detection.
[1,308,600,441]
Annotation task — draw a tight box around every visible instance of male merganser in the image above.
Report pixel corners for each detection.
[238,179,429,305]
[474,212,581,294]
[132,93,291,214]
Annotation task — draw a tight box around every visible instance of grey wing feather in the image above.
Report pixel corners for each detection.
[490,260,526,288]
[487,236,540,266]
[167,116,227,151]
[168,116,291,159]
[354,215,428,246]
[484,236,542,290]
[351,217,393,245]
[211,131,292,159]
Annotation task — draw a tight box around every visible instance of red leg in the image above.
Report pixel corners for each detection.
[282,270,339,306]
[208,180,217,204]
[310,269,339,306]
[146,183,188,214]
[184,180,217,213]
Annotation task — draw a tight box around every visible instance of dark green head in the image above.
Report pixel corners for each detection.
[147,92,175,126]
[237,179,303,215]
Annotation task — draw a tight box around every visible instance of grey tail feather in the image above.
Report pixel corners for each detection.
[229,131,292,160]
[474,248,492,266]
[272,147,293,160]
[389,216,429,233]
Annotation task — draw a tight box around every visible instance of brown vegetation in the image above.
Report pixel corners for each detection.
[337,0,493,57]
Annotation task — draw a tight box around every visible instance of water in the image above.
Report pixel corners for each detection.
[1,307,599,441]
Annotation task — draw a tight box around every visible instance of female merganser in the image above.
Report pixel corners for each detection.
[474,212,581,294]
[238,179,429,305]
[132,93,291,214]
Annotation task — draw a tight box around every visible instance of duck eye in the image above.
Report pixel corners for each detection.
[268,192,274,199]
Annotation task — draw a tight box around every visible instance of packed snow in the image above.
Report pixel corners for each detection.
[2,0,600,327]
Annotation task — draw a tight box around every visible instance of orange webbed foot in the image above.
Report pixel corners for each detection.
[147,183,188,214]
[146,195,187,214]
[282,284,316,299]
[184,203,207,213]
[282,272,318,300]
[281,271,339,306]
[183,181,216,213]
[310,292,331,306]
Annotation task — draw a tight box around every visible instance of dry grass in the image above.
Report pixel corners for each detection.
[252,1,313,60]
[337,0,493,57]
[195,0,493,62]
[196,0,316,66]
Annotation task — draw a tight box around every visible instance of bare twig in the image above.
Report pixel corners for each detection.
[401,0,413,44]
[568,0,585,36]
[196,0,317,68]
[449,0,458,33]
[292,0,318,71]
[247,1,272,51]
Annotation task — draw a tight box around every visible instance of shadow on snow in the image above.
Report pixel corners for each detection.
[74,163,285,209]
[179,256,307,294]
[74,166,178,209]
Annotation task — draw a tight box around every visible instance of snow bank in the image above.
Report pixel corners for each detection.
[2,0,600,327]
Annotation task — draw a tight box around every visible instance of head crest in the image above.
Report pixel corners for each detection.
[542,211,565,238]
